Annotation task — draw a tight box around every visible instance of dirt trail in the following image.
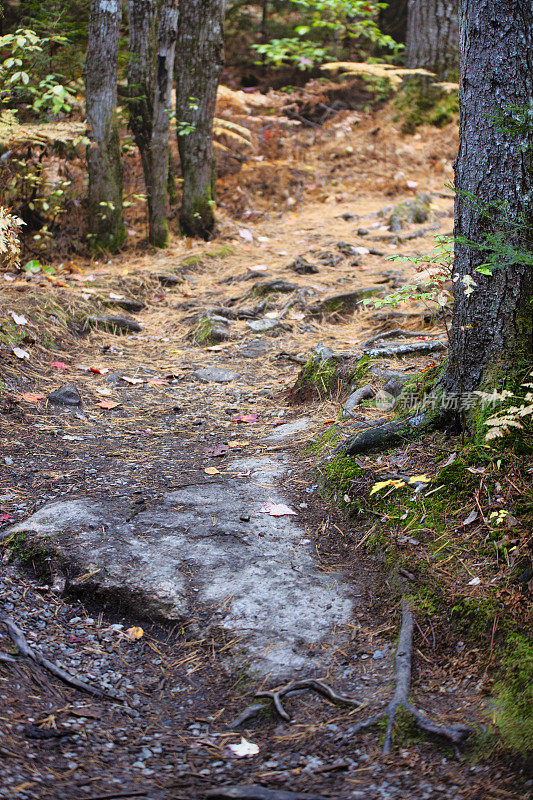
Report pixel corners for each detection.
[0,116,526,799]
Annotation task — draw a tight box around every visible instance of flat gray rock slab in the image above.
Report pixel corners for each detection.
[264,418,311,443]
[6,458,353,679]
[194,367,239,383]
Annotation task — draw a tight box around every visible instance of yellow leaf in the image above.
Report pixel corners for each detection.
[408,474,431,484]
[125,626,143,640]
[370,479,405,496]
[228,440,249,448]
[204,466,220,475]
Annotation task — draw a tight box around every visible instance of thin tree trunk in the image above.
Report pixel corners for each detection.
[443,0,533,405]
[85,0,125,252]
[261,0,268,44]
[175,0,226,239]
[128,0,178,248]
[406,0,459,80]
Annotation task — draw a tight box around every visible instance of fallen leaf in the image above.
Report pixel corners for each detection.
[120,376,144,385]
[467,576,481,586]
[21,393,46,402]
[96,400,121,410]
[408,474,431,484]
[228,737,259,757]
[232,413,258,423]
[322,418,336,424]
[467,466,485,474]
[12,347,29,360]
[108,293,124,300]
[204,467,220,475]
[89,366,110,375]
[9,311,28,326]
[370,479,406,496]
[259,498,297,517]
[147,378,168,385]
[238,228,254,243]
[461,509,478,527]
[124,626,144,640]
[205,345,227,351]
[50,361,68,370]
[95,387,113,396]
[441,452,457,467]
[247,265,267,272]
[228,440,250,448]
[0,512,14,523]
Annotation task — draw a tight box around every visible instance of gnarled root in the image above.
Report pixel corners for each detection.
[255,678,363,722]
[346,601,472,754]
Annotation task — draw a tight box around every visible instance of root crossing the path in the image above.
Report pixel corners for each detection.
[345,600,472,754]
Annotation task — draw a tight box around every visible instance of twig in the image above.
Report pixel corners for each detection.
[226,702,266,729]
[0,615,120,701]
[255,678,362,722]
[345,601,472,754]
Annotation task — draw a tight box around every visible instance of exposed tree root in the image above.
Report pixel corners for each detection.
[226,702,266,729]
[255,678,363,722]
[346,601,472,754]
[0,615,121,701]
[342,413,433,455]
[206,786,329,800]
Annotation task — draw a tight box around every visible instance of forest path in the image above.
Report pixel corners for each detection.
[2,122,516,798]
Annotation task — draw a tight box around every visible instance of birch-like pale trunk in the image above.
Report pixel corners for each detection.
[85,0,125,252]
[406,0,459,80]
[128,0,178,247]
[443,0,533,405]
[175,0,226,238]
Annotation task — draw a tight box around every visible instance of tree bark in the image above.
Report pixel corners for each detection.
[128,0,178,248]
[406,0,459,80]
[443,0,533,405]
[175,0,226,238]
[85,0,125,252]
[379,0,408,44]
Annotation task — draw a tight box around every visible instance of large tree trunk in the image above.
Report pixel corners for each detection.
[175,0,226,239]
[128,0,178,248]
[442,0,533,406]
[406,0,459,80]
[85,0,125,252]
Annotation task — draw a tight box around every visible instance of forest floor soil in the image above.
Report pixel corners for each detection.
[0,108,530,799]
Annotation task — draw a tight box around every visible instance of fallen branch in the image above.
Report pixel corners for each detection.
[0,615,121,701]
[206,786,329,800]
[345,600,472,754]
[255,678,362,722]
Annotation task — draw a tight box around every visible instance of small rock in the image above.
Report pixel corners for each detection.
[373,649,384,660]
[309,287,382,319]
[388,194,432,232]
[103,298,145,313]
[154,273,182,287]
[47,386,82,407]
[265,418,310,443]
[246,319,282,334]
[252,279,297,296]
[287,257,319,275]
[357,228,369,236]
[86,315,141,334]
[237,339,271,358]
[194,368,239,384]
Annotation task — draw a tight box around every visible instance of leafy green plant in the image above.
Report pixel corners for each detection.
[0,28,76,119]
[253,0,399,69]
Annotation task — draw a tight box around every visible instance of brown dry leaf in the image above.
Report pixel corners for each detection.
[204,466,220,475]
[21,393,46,402]
[120,376,144,385]
[228,440,250,448]
[96,400,121,410]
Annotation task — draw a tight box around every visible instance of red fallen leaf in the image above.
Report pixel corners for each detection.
[204,444,230,457]
[90,366,110,375]
[232,413,258,423]
[96,400,121,409]
[21,393,46,402]
[51,361,68,370]
[0,511,14,523]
